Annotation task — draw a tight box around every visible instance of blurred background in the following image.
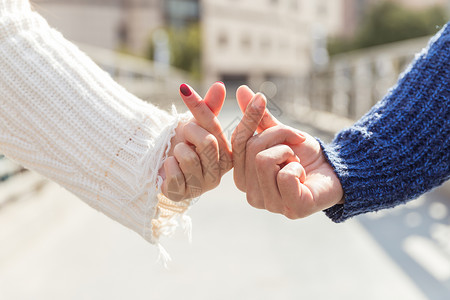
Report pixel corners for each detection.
[0,0,449,299]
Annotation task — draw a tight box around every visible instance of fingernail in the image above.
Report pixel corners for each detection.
[216,81,224,85]
[252,93,266,110]
[180,84,192,97]
[296,132,306,142]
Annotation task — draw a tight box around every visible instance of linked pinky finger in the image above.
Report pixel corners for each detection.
[161,156,186,202]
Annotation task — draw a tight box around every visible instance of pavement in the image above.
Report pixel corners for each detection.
[0,101,449,300]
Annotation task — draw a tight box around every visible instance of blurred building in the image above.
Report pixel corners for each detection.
[34,0,345,89]
[33,0,199,54]
[341,0,376,38]
[164,0,200,28]
[201,0,344,91]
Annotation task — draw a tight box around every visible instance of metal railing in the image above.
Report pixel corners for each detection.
[78,43,196,107]
[276,36,431,133]
[0,37,436,200]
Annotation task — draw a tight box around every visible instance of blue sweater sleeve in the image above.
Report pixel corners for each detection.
[322,23,450,223]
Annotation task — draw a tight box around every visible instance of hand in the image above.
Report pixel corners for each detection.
[231,85,344,219]
[160,82,233,201]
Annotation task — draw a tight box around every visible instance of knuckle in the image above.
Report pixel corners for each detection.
[183,122,196,131]
[192,99,204,110]
[167,172,184,188]
[201,134,218,150]
[273,125,291,136]
[173,142,184,154]
[254,153,266,171]
[246,193,262,209]
[255,152,268,164]
[181,152,199,167]
[265,203,281,214]
[246,136,261,156]
[236,183,246,192]
[255,152,275,172]
[284,211,299,220]
[283,206,301,220]
[281,144,295,155]
[206,177,221,191]
[277,170,293,184]
[276,124,288,131]
[292,209,309,219]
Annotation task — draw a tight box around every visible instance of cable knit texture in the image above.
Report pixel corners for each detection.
[0,0,194,246]
[322,22,450,222]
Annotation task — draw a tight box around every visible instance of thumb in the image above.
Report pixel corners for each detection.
[236,85,279,132]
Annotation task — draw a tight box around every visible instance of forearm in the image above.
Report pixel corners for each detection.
[322,23,450,222]
[0,0,191,243]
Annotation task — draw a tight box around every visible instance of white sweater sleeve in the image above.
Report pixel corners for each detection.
[0,0,194,245]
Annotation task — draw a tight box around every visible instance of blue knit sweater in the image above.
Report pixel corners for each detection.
[322,22,450,223]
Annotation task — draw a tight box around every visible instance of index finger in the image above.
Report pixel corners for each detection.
[179,83,224,138]
[236,85,280,132]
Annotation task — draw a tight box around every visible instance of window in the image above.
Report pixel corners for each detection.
[260,37,271,52]
[290,0,299,10]
[317,1,327,15]
[241,35,252,50]
[217,32,229,48]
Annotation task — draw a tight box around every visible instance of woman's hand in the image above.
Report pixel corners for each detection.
[232,86,344,219]
[160,82,232,201]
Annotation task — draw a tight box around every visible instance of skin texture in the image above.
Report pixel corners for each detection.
[160,82,233,201]
[231,86,344,219]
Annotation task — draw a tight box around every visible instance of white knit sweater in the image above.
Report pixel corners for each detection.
[0,0,194,249]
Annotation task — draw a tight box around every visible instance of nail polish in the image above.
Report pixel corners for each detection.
[216,81,224,85]
[180,84,192,97]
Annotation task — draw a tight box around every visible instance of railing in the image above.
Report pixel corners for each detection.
[0,37,439,201]
[78,43,196,107]
[276,36,431,133]
[0,156,46,209]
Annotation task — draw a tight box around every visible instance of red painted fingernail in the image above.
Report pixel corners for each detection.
[180,84,192,97]
[216,81,224,85]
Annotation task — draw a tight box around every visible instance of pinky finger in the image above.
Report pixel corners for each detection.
[161,156,186,202]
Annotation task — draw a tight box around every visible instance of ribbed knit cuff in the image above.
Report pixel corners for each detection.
[319,137,419,223]
[319,23,450,223]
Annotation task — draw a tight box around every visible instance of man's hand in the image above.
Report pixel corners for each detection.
[232,85,344,219]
